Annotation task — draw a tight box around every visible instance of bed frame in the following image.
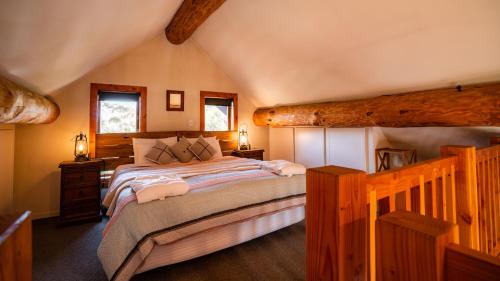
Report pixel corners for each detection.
[92,131,238,171]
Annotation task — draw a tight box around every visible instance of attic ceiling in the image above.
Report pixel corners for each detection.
[0,0,182,93]
[193,0,500,106]
[1,0,499,107]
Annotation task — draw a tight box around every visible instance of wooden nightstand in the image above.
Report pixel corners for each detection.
[231,149,265,160]
[58,159,103,225]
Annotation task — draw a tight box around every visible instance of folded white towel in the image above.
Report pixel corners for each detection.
[260,160,306,177]
[130,174,189,204]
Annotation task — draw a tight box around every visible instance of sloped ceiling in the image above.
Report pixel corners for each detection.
[193,0,500,106]
[0,0,182,94]
[1,0,499,106]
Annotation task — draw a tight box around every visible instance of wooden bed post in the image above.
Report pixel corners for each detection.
[440,145,480,251]
[306,166,367,281]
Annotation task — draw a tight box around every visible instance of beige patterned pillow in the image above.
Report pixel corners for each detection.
[144,140,176,164]
[170,137,195,163]
[189,136,217,161]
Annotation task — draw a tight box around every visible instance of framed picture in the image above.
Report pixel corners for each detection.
[166,90,184,111]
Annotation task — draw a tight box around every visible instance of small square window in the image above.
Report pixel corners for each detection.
[200,92,237,132]
[97,91,140,133]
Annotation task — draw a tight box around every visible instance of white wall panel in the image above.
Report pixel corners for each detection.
[326,128,368,171]
[0,125,15,214]
[269,127,294,162]
[294,128,325,168]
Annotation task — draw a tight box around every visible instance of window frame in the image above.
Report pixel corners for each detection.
[200,91,238,132]
[90,83,147,157]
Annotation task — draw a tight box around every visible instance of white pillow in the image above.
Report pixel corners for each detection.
[132,137,178,165]
[187,136,223,159]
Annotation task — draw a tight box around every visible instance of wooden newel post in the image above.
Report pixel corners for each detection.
[376,211,458,281]
[306,166,367,281]
[440,145,480,250]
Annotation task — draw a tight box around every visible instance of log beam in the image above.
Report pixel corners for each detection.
[165,0,226,45]
[0,76,59,124]
[253,83,500,127]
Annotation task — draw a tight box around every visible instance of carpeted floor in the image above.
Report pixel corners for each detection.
[33,217,306,281]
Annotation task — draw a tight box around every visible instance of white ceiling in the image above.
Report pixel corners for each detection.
[193,0,500,106]
[0,0,182,93]
[0,0,499,107]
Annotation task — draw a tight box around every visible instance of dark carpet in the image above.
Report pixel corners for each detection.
[33,218,305,281]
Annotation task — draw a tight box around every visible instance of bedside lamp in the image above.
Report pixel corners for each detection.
[238,124,250,150]
[74,132,89,161]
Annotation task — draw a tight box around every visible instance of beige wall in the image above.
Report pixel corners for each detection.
[0,124,15,214]
[13,34,269,219]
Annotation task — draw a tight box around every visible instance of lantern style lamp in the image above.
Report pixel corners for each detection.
[74,132,89,162]
[238,124,250,150]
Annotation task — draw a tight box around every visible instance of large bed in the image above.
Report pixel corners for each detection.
[95,131,306,281]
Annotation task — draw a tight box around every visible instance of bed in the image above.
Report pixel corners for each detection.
[95,131,306,281]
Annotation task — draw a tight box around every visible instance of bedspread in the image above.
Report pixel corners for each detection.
[97,157,306,281]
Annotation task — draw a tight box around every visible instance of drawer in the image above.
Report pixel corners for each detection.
[62,186,98,205]
[62,170,99,187]
[60,199,99,218]
[250,156,264,160]
[242,153,263,160]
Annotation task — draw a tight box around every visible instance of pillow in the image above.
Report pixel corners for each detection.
[170,137,195,163]
[132,137,177,165]
[189,136,217,161]
[187,136,223,159]
[144,140,176,164]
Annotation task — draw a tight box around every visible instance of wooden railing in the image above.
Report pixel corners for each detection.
[475,144,500,255]
[307,143,500,281]
[376,211,500,281]
[366,155,458,281]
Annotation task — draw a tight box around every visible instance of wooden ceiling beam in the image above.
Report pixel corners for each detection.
[0,76,59,124]
[165,0,226,45]
[253,82,500,127]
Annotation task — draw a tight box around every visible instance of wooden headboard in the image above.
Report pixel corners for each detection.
[93,131,238,170]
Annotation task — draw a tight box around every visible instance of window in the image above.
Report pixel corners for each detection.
[89,83,147,155]
[200,91,238,131]
[98,92,139,133]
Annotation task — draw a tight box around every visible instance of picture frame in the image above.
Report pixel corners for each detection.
[166,90,184,111]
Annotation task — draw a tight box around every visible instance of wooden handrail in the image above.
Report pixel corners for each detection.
[366,155,457,202]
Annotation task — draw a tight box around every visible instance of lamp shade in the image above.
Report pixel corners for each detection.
[74,132,89,161]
